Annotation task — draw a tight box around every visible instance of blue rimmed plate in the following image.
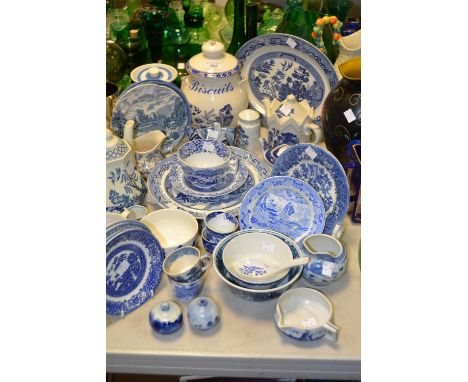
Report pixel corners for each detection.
[271,144,349,235]
[235,33,338,125]
[239,176,325,242]
[106,220,151,244]
[110,79,190,153]
[106,228,164,316]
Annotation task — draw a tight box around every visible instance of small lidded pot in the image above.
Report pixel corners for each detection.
[187,297,221,330]
[149,300,183,334]
[182,40,248,130]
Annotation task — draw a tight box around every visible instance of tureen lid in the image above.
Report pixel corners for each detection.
[106,129,130,161]
[130,63,178,83]
[186,40,240,78]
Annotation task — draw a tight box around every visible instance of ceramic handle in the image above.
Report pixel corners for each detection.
[228,157,239,174]
[324,322,339,342]
[120,209,131,219]
[200,254,212,272]
[332,223,345,239]
[304,122,323,145]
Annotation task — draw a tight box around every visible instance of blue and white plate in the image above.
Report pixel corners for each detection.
[110,79,190,153]
[148,147,270,219]
[168,160,249,197]
[106,228,164,316]
[106,220,152,244]
[239,176,326,242]
[271,144,349,235]
[236,33,338,125]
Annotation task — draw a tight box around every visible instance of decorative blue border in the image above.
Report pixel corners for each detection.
[185,62,241,79]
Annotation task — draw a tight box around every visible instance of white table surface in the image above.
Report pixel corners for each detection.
[106,209,361,379]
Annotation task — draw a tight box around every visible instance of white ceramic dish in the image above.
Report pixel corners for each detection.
[141,209,198,256]
[222,231,293,284]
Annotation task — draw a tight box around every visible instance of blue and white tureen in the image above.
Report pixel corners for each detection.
[182,40,248,130]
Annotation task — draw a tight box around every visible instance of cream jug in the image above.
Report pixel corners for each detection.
[182,40,248,130]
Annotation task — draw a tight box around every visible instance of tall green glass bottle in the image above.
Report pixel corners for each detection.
[246,0,258,41]
[185,2,209,57]
[226,0,246,55]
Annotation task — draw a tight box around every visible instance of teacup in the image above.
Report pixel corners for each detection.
[178,139,238,189]
[274,288,339,342]
[204,211,238,241]
[163,246,212,283]
[168,272,208,302]
[301,234,348,287]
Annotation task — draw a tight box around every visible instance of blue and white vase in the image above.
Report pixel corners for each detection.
[182,41,248,131]
[187,297,221,330]
[148,300,183,334]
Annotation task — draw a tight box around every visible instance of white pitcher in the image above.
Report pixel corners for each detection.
[334,30,361,80]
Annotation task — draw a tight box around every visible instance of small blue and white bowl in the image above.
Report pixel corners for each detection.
[178,139,238,189]
[201,228,218,254]
[205,211,238,241]
[149,300,183,334]
[187,297,221,331]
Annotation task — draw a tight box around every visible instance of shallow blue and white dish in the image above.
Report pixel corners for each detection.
[212,229,304,301]
[235,33,338,125]
[110,79,190,153]
[187,297,221,331]
[106,228,164,316]
[271,144,350,235]
[148,147,270,219]
[130,63,178,83]
[106,220,151,244]
[239,176,326,242]
[168,160,248,197]
[148,300,183,334]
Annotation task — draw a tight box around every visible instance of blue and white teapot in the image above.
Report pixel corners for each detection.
[106,126,147,212]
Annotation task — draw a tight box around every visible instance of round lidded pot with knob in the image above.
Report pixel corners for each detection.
[187,296,221,331]
[148,300,183,334]
[182,40,248,130]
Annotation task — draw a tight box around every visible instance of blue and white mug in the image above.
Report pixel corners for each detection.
[163,246,212,283]
[169,273,208,302]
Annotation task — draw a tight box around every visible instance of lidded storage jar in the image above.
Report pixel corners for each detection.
[182,40,248,130]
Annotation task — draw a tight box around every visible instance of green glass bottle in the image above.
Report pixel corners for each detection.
[185,2,209,57]
[119,29,147,71]
[246,0,258,41]
[226,0,246,55]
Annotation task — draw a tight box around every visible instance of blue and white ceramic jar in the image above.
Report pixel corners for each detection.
[187,297,221,330]
[301,234,348,287]
[148,300,183,334]
[182,40,248,130]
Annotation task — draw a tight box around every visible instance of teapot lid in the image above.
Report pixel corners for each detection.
[186,40,240,79]
[106,129,130,161]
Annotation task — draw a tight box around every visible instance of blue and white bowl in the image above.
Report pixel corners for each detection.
[205,211,238,241]
[212,229,304,301]
[149,300,183,334]
[187,297,221,330]
[201,228,218,254]
[178,139,237,189]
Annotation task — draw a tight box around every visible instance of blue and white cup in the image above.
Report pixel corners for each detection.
[201,227,219,254]
[169,272,208,302]
[163,246,212,283]
[204,211,238,242]
[178,139,238,189]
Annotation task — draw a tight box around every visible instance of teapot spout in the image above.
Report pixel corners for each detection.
[259,137,270,157]
[123,120,136,148]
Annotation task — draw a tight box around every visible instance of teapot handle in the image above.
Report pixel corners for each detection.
[304,122,323,145]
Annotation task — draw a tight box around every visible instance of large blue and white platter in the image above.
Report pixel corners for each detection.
[271,144,349,235]
[110,79,190,153]
[148,147,270,219]
[239,176,326,242]
[106,228,164,316]
[168,160,249,197]
[236,33,338,125]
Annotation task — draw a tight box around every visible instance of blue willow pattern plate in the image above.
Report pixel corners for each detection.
[110,80,190,153]
[168,160,249,197]
[239,176,326,242]
[106,228,164,316]
[271,144,350,235]
[235,33,338,124]
[148,147,270,219]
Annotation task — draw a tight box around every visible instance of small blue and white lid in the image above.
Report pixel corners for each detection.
[186,40,240,79]
[130,63,178,83]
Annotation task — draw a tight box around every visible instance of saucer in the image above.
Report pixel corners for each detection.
[168,160,249,197]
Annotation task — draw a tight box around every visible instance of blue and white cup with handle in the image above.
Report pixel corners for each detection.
[163,246,212,283]
[168,272,208,302]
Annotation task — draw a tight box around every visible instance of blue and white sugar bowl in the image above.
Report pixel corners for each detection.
[187,297,221,331]
[301,234,348,287]
[149,300,183,334]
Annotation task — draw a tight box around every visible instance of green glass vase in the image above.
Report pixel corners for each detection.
[226,0,246,55]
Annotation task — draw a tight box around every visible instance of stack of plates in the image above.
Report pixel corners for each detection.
[148,147,270,219]
[106,220,164,316]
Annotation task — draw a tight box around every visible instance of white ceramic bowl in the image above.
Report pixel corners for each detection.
[141,209,198,256]
[222,232,293,284]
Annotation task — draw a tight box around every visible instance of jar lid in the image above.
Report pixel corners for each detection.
[186,40,240,79]
[130,63,178,83]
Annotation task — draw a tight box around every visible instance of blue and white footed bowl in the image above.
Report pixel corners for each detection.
[301,234,348,287]
[149,300,183,334]
[187,297,221,330]
[212,229,304,301]
[169,273,208,302]
[205,211,238,238]
[178,139,235,187]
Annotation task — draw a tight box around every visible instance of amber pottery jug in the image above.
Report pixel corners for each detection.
[321,57,361,167]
